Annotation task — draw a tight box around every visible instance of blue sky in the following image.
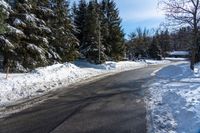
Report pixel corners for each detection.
[71,0,165,37]
[115,0,165,36]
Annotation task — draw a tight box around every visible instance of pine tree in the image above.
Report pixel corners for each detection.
[73,0,87,52]
[0,6,6,34]
[101,0,125,61]
[30,0,61,64]
[148,37,162,60]
[156,29,171,58]
[162,29,170,57]
[50,0,79,62]
[4,0,54,71]
[0,1,18,72]
[100,0,110,56]
[83,0,107,64]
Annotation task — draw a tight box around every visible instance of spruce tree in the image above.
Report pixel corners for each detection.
[4,0,53,71]
[100,0,110,57]
[148,37,162,60]
[101,0,125,61]
[50,0,79,62]
[30,0,61,64]
[73,0,87,57]
[83,0,107,64]
[0,6,6,34]
[163,29,170,58]
[0,1,18,72]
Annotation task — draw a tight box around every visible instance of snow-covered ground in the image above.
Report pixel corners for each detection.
[146,61,200,133]
[0,60,155,107]
[165,57,189,61]
[167,51,189,56]
[145,59,171,65]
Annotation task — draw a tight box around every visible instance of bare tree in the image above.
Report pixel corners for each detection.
[160,0,200,70]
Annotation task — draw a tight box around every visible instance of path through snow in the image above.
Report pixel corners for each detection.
[146,62,200,133]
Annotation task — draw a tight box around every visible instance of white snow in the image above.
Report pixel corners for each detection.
[0,60,150,107]
[13,18,26,27]
[25,14,39,23]
[168,51,189,56]
[40,25,52,33]
[7,25,25,36]
[146,61,200,133]
[145,59,171,65]
[0,0,11,10]
[0,36,14,49]
[27,43,44,54]
[165,57,188,61]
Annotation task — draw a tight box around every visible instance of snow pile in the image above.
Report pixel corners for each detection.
[0,61,147,107]
[146,62,200,133]
[165,57,188,61]
[145,59,171,65]
[168,51,189,56]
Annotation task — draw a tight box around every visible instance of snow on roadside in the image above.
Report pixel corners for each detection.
[0,60,149,107]
[146,62,200,133]
[145,59,171,65]
[165,57,188,61]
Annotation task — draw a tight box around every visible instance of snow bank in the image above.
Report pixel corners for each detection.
[165,57,188,61]
[0,61,147,107]
[145,59,171,65]
[168,51,189,56]
[146,62,200,133]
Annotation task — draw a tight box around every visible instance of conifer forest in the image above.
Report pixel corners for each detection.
[0,0,191,72]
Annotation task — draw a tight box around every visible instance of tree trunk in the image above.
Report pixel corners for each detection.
[191,22,198,70]
[191,47,196,70]
[5,65,9,79]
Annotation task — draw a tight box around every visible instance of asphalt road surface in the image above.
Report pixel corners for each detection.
[0,65,163,133]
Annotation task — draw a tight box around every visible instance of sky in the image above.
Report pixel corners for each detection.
[72,0,165,37]
[115,0,165,36]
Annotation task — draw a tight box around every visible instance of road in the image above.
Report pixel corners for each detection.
[0,65,163,133]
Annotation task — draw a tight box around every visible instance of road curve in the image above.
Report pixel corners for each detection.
[0,65,163,133]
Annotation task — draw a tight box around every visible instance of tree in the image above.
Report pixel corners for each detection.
[156,29,171,58]
[1,0,56,72]
[73,0,87,53]
[50,0,79,62]
[0,4,15,74]
[102,0,125,61]
[170,27,192,51]
[160,0,200,69]
[82,0,107,64]
[9,0,53,70]
[128,28,151,58]
[100,0,110,57]
[0,6,6,34]
[148,37,162,60]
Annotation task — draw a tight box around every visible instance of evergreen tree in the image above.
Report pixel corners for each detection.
[50,0,79,62]
[30,0,61,64]
[127,28,150,59]
[102,0,125,61]
[162,29,170,57]
[148,37,162,60]
[0,6,6,34]
[4,0,53,71]
[73,0,87,51]
[83,0,106,64]
[0,3,16,72]
[100,0,110,57]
